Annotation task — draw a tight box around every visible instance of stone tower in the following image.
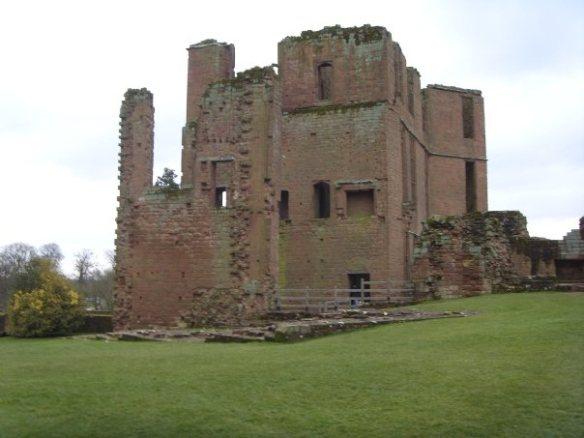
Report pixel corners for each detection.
[114,25,488,329]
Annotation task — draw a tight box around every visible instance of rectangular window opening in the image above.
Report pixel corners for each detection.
[314,182,330,218]
[215,187,228,209]
[346,189,374,217]
[317,62,332,100]
[279,190,290,220]
[462,96,475,139]
[465,161,477,213]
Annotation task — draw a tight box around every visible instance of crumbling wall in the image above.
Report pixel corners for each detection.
[114,68,280,330]
[115,25,495,328]
[556,217,584,282]
[412,211,558,299]
[186,66,281,326]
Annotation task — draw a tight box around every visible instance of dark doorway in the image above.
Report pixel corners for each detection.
[348,273,370,307]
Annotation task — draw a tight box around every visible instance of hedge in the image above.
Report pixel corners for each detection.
[77,313,113,334]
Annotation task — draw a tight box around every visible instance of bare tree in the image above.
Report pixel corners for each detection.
[0,243,37,274]
[74,250,95,284]
[105,249,116,270]
[39,243,64,268]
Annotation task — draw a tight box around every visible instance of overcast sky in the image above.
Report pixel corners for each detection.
[1,0,582,275]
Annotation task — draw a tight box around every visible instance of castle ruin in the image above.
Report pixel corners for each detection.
[114,25,581,330]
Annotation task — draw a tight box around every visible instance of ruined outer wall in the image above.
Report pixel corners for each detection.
[114,70,280,329]
[190,68,281,313]
[412,211,557,299]
[114,89,155,328]
[115,194,216,328]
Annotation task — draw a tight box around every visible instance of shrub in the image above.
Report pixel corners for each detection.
[7,259,84,337]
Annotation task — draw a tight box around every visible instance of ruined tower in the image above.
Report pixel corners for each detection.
[114,25,488,329]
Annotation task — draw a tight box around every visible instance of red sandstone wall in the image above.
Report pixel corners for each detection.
[115,89,155,328]
[423,86,485,157]
[115,70,280,329]
[412,212,557,299]
[423,86,487,216]
[185,41,234,122]
[278,27,392,111]
[182,41,235,188]
[280,103,408,289]
[115,26,492,328]
[192,69,280,295]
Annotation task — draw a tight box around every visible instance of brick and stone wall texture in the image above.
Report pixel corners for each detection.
[412,211,559,299]
[423,86,488,216]
[114,69,280,330]
[280,103,395,289]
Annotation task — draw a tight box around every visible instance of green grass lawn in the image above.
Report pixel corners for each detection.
[1,293,583,437]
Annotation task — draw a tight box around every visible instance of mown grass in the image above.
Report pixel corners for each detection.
[0,292,582,437]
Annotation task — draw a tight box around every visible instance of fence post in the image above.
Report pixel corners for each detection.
[305,288,309,312]
[334,287,338,310]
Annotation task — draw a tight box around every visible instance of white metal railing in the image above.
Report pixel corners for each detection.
[272,282,415,313]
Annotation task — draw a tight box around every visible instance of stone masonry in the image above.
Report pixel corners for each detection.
[114,25,490,329]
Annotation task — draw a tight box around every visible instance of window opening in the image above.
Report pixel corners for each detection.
[317,62,332,100]
[314,182,330,218]
[465,161,477,213]
[462,96,474,139]
[215,187,228,208]
[279,190,290,220]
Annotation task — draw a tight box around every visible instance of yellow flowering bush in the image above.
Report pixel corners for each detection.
[7,259,84,337]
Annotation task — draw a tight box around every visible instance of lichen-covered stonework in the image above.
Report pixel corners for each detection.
[411,211,564,298]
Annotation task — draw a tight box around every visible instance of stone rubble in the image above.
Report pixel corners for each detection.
[81,308,469,343]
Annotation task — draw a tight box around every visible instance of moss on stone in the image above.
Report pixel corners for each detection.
[283,24,388,46]
[425,215,456,230]
[213,66,276,90]
[287,100,384,116]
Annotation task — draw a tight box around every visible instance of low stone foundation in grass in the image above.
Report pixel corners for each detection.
[80,309,470,343]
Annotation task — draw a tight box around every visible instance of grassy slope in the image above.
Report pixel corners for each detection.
[0,293,582,437]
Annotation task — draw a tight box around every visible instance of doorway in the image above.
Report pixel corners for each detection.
[348,273,370,307]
